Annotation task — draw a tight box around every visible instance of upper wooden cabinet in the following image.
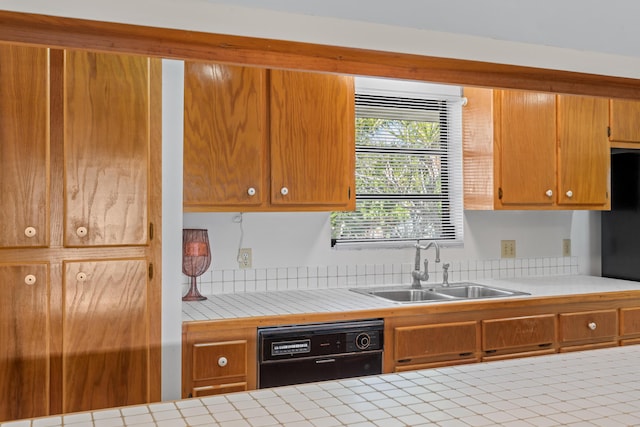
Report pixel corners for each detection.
[183,63,355,212]
[463,88,610,210]
[609,99,640,146]
[64,51,152,247]
[0,44,50,248]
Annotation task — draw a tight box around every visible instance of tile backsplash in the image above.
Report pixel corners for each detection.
[183,256,579,295]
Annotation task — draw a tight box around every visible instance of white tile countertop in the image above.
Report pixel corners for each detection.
[182,274,640,322]
[5,345,640,426]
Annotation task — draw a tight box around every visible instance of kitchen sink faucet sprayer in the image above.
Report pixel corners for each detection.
[411,240,440,288]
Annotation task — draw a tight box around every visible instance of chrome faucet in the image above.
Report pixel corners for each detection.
[411,241,440,288]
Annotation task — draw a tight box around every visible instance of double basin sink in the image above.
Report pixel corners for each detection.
[351,282,530,303]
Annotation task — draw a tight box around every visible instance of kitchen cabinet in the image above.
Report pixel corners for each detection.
[482,314,556,360]
[558,309,618,352]
[619,307,640,345]
[393,321,480,371]
[0,45,161,421]
[183,63,355,212]
[463,87,610,210]
[0,263,50,421]
[609,99,640,147]
[182,324,257,399]
[0,44,49,248]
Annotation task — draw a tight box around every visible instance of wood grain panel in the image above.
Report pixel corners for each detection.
[0,44,50,248]
[620,307,640,337]
[183,62,268,209]
[482,314,556,351]
[62,259,148,413]
[0,263,49,421]
[193,340,247,380]
[462,87,495,210]
[395,321,478,362]
[559,309,617,344]
[3,11,640,100]
[63,50,149,247]
[610,99,640,143]
[557,95,610,208]
[498,90,556,206]
[270,70,355,209]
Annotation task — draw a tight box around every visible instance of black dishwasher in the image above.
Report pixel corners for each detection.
[257,319,384,388]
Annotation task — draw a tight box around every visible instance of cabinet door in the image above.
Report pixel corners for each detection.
[483,314,556,353]
[0,263,49,421]
[62,259,149,413]
[557,95,610,207]
[183,63,268,209]
[498,90,556,206]
[395,321,478,362]
[270,70,355,209]
[64,50,150,247]
[0,44,49,248]
[610,99,640,144]
[620,307,640,338]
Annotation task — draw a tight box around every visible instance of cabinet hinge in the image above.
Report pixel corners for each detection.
[149,222,154,240]
[607,126,611,138]
[148,263,154,280]
[348,187,351,200]
[498,187,503,200]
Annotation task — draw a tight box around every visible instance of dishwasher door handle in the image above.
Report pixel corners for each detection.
[315,358,336,364]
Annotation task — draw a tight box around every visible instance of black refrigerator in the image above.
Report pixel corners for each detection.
[602,149,640,280]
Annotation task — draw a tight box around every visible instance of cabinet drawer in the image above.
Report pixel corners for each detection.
[395,321,478,363]
[193,340,247,380]
[559,310,617,344]
[192,382,247,397]
[620,307,640,337]
[482,314,556,352]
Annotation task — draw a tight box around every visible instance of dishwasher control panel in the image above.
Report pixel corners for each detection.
[259,319,384,361]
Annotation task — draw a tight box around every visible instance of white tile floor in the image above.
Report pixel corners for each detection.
[4,345,640,426]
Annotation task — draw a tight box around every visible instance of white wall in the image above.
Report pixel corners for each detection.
[183,210,599,275]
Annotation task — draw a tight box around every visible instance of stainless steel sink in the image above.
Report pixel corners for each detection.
[350,282,529,303]
[432,283,529,299]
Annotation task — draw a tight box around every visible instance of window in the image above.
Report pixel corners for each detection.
[331,77,463,247]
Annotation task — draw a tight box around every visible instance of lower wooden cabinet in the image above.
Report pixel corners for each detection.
[620,307,640,345]
[394,321,480,371]
[558,309,618,352]
[183,325,256,398]
[0,263,50,422]
[482,314,557,360]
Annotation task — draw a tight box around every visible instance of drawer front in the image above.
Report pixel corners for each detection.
[483,314,556,351]
[620,307,640,337]
[559,310,617,343]
[395,321,478,361]
[193,340,247,380]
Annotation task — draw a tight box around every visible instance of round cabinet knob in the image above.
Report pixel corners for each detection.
[247,187,256,196]
[588,322,597,331]
[217,356,228,367]
[24,274,37,285]
[76,226,88,238]
[24,227,37,238]
[76,272,87,282]
[566,190,574,198]
[280,187,289,196]
[545,190,553,198]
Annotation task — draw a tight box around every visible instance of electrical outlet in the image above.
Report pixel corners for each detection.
[501,240,516,258]
[238,248,252,269]
[562,239,571,257]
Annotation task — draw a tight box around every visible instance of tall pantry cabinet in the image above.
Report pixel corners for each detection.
[0,44,161,421]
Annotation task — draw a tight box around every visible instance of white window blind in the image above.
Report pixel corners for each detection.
[331,77,464,247]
